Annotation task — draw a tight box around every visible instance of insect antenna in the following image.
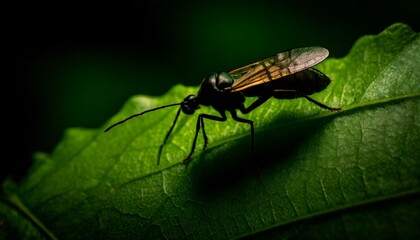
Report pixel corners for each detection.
[104,103,181,132]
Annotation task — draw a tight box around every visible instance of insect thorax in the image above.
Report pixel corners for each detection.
[197,72,245,108]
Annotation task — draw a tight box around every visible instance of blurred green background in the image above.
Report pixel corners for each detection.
[1,0,418,180]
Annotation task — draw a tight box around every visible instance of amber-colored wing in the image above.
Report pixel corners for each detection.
[228,47,329,92]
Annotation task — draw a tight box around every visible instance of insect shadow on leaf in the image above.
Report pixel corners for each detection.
[189,114,337,198]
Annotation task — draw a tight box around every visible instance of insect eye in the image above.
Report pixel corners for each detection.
[216,72,234,89]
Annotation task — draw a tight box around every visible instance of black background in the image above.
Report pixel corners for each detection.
[1,0,418,181]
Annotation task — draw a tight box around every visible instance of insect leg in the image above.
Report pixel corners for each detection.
[157,107,182,165]
[298,92,341,111]
[229,109,255,159]
[239,95,272,114]
[200,116,209,150]
[274,89,341,111]
[183,112,227,164]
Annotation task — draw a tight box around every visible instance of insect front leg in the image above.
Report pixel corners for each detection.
[183,112,227,164]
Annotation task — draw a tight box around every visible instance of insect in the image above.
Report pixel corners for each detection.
[105,47,341,164]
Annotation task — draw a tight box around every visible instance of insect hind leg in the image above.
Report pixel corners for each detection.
[274,89,340,111]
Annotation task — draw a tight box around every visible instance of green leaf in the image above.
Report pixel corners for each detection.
[1,23,419,239]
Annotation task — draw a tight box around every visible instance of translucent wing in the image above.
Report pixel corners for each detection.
[229,47,329,92]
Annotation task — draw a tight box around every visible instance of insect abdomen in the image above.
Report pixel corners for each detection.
[242,68,331,99]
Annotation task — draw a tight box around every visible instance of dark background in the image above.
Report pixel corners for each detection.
[1,0,418,181]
